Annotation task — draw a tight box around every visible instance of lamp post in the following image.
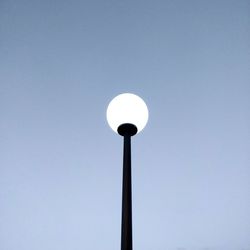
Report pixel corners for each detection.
[106,93,149,250]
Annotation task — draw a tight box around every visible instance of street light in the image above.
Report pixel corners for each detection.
[106,93,148,250]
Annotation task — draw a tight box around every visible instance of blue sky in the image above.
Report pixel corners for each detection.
[1,0,249,249]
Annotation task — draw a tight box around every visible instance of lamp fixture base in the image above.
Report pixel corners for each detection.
[117,123,137,136]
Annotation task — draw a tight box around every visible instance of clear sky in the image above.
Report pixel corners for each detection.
[1,0,249,250]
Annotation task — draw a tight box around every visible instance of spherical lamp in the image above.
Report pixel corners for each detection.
[106,93,149,135]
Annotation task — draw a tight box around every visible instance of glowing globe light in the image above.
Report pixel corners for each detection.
[107,93,149,134]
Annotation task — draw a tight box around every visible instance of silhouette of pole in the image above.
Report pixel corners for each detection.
[118,123,137,250]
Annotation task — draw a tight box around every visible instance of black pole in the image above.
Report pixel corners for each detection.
[117,123,137,250]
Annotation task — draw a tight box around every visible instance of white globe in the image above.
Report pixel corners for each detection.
[106,93,149,134]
